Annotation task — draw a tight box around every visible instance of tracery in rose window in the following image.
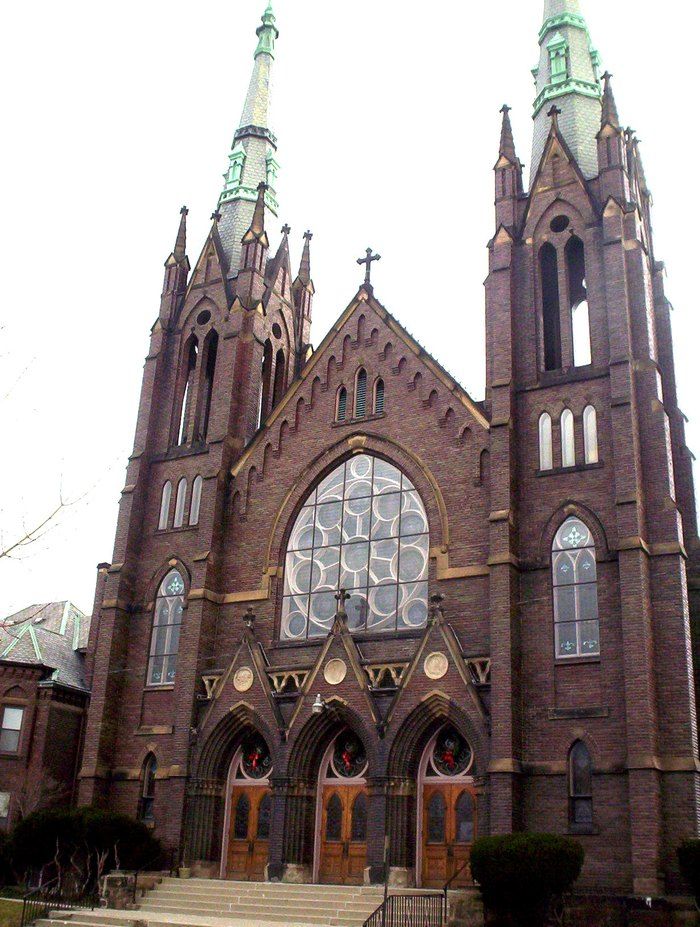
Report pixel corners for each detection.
[234,736,273,781]
[426,726,473,777]
[326,731,367,779]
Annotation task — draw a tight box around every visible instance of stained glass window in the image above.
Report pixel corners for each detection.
[427,792,446,843]
[351,793,368,841]
[233,793,250,839]
[326,793,342,840]
[147,570,185,685]
[569,741,593,830]
[552,517,600,658]
[138,754,157,823]
[257,793,272,839]
[281,455,429,640]
[455,791,475,844]
[428,726,473,777]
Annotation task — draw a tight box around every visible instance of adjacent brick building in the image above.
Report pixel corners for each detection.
[79,0,700,897]
[0,602,90,831]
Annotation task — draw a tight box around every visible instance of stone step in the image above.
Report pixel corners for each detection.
[140,899,381,916]
[157,879,386,896]
[140,901,380,922]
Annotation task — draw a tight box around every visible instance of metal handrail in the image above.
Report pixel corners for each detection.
[442,859,473,923]
[363,892,444,927]
[130,846,179,904]
[21,879,98,927]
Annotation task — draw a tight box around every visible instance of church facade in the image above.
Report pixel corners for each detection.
[79,0,700,897]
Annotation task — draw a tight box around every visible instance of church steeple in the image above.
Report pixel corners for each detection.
[217,2,280,274]
[531,0,602,183]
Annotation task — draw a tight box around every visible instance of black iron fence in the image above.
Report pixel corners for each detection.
[21,882,98,927]
[363,892,444,927]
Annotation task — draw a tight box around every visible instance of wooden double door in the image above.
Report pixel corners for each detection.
[421,784,476,888]
[318,785,368,884]
[226,786,271,881]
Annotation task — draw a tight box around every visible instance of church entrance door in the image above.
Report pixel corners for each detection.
[315,729,369,885]
[227,786,272,881]
[418,725,476,888]
[319,785,368,884]
[222,736,273,881]
[421,783,476,888]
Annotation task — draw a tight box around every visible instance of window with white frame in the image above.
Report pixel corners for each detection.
[0,792,10,823]
[552,517,600,658]
[147,570,185,685]
[282,454,429,640]
[561,409,576,467]
[173,478,187,528]
[158,481,172,530]
[190,476,203,526]
[583,406,598,464]
[539,413,553,470]
[0,706,24,753]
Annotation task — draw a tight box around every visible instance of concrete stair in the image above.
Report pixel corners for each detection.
[33,877,453,927]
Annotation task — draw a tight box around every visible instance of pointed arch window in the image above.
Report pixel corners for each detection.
[138,754,157,823]
[569,741,593,831]
[561,409,575,468]
[178,338,198,445]
[539,413,553,471]
[566,237,591,367]
[173,478,187,528]
[552,517,600,659]
[373,378,385,415]
[190,476,203,526]
[272,349,285,409]
[259,340,273,428]
[158,481,172,530]
[583,406,598,465]
[540,243,562,371]
[282,454,429,640]
[354,368,367,418]
[147,569,185,685]
[336,387,347,423]
[197,331,218,442]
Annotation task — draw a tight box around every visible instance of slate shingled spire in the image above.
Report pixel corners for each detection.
[531,0,602,183]
[499,105,517,163]
[218,2,280,274]
[600,71,620,129]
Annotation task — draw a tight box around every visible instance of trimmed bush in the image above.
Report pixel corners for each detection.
[471,833,584,926]
[678,839,700,903]
[10,807,161,888]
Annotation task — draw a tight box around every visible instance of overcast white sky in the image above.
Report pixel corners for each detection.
[1,0,698,616]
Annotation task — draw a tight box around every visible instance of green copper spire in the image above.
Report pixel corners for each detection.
[531,0,602,182]
[255,3,278,59]
[217,2,281,274]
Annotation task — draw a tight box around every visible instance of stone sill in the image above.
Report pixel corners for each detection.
[537,461,604,477]
[273,627,424,650]
[555,656,601,667]
[332,412,386,428]
[155,525,198,536]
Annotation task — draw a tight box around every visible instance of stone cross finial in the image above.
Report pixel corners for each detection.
[357,247,381,286]
[244,606,256,629]
[211,209,222,222]
[304,230,313,241]
[180,205,189,217]
[500,104,511,115]
[429,593,445,620]
[281,223,291,235]
[335,588,350,618]
[547,104,562,122]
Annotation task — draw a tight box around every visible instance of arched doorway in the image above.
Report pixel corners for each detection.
[418,725,476,888]
[315,730,368,885]
[221,735,273,880]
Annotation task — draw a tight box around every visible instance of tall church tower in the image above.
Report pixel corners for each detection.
[486,0,700,895]
[79,3,314,816]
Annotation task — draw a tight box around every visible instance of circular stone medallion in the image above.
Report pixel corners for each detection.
[233,666,254,692]
[324,658,348,685]
[424,652,449,680]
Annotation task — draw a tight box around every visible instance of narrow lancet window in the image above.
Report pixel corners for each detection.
[540,243,562,371]
[174,478,187,528]
[259,340,273,427]
[539,413,553,471]
[190,475,203,526]
[158,481,172,530]
[336,387,347,422]
[583,406,598,464]
[552,517,600,659]
[147,570,185,685]
[272,349,285,408]
[566,237,591,367]
[355,368,367,418]
[139,754,157,823]
[374,378,385,415]
[178,338,199,445]
[569,741,593,831]
[561,409,575,468]
[197,331,218,442]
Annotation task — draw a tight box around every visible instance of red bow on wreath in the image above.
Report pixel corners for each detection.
[442,748,456,771]
[341,749,353,772]
[248,748,262,771]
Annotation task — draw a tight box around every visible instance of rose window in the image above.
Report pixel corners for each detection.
[281,454,429,640]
